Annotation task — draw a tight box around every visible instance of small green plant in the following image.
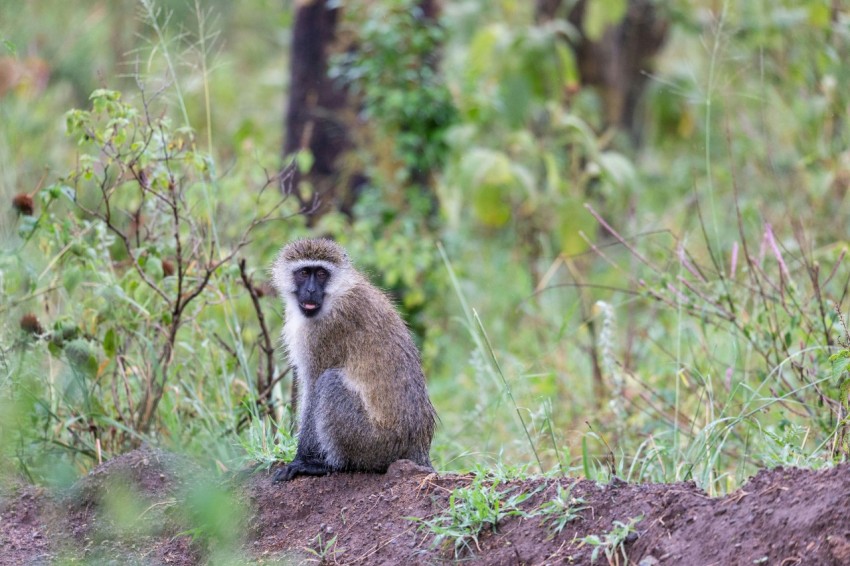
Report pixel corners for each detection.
[535,482,587,537]
[828,324,850,460]
[305,532,344,564]
[413,475,539,558]
[470,461,532,482]
[235,411,297,471]
[760,423,819,469]
[579,515,642,566]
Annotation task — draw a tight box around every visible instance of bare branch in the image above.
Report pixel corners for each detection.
[239,258,277,411]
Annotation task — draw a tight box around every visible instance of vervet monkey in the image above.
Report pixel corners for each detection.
[271,238,436,481]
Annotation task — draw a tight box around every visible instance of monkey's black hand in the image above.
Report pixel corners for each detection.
[272,459,332,483]
[272,464,299,483]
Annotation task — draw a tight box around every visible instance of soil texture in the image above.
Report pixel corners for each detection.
[2,448,849,564]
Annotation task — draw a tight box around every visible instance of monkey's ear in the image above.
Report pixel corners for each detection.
[269,254,293,295]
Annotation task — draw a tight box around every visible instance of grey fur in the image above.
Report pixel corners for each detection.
[271,239,437,481]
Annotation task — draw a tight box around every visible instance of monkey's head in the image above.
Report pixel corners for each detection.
[272,238,353,320]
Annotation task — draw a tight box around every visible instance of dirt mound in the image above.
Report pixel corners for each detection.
[0,483,51,565]
[1,447,200,565]
[634,465,850,565]
[2,450,849,564]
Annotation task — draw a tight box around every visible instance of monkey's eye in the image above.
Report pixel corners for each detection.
[315,269,329,282]
[295,268,309,282]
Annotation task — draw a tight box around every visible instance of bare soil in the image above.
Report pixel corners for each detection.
[2,448,849,564]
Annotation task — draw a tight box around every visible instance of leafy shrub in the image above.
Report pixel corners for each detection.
[1,88,299,474]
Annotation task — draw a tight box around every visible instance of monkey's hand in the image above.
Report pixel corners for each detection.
[272,459,332,483]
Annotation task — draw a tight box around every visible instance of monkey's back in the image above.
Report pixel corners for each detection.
[306,278,436,469]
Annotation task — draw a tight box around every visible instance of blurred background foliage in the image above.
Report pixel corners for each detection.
[1,0,850,495]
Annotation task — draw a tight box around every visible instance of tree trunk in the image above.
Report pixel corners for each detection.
[283,0,359,222]
[409,0,443,210]
[537,0,669,143]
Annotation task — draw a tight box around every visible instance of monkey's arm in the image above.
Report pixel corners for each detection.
[273,379,333,483]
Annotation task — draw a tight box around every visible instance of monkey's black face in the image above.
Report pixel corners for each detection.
[293,266,330,318]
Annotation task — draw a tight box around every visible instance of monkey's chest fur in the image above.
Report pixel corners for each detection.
[284,286,432,431]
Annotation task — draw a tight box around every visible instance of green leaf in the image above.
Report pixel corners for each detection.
[558,197,596,256]
[145,256,164,280]
[472,184,512,227]
[103,328,117,358]
[89,88,120,102]
[555,42,579,89]
[841,379,850,411]
[295,149,314,173]
[461,148,516,227]
[467,24,502,80]
[829,349,850,363]
[62,266,82,294]
[582,434,592,479]
[64,338,98,380]
[829,350,850,375]
[17,215,38,238]
[557,114,598,154]
[584,0,627,41]
[597,151,636,189]
[808,3,831,28]
[499,73,533,126]
[543,154,562,193]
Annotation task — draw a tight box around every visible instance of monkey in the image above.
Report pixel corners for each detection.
[270,238,437,482]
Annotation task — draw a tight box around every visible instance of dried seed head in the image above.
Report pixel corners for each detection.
[256,281,275,298]
[12,193,34,216]
[19,313,43,335]
[162,259,175,277]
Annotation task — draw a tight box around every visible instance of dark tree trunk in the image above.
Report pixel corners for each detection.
[537,0,669,144]
[283,0,359,222]
[409,0,443,210]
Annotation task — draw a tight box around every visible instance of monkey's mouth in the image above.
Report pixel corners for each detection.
[300,302,321,317]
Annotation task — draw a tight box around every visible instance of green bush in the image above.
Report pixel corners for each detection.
[1,87,300,477]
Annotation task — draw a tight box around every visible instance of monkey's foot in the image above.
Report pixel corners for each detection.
[272,460,332,482]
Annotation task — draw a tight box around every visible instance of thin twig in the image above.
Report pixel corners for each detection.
[585,203,659,273]
[239,258,276,410]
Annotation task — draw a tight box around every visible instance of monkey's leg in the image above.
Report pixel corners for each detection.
[313,369,397,473]
[273,381,333,483]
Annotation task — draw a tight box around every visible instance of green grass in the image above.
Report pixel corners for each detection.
[535,482,588,537]
[579,516,643,566]
[412,473,541,558]
[305,532,345,564]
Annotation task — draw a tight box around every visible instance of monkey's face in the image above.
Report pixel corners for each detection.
[293,266,330,318]
[272,239,356,322]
